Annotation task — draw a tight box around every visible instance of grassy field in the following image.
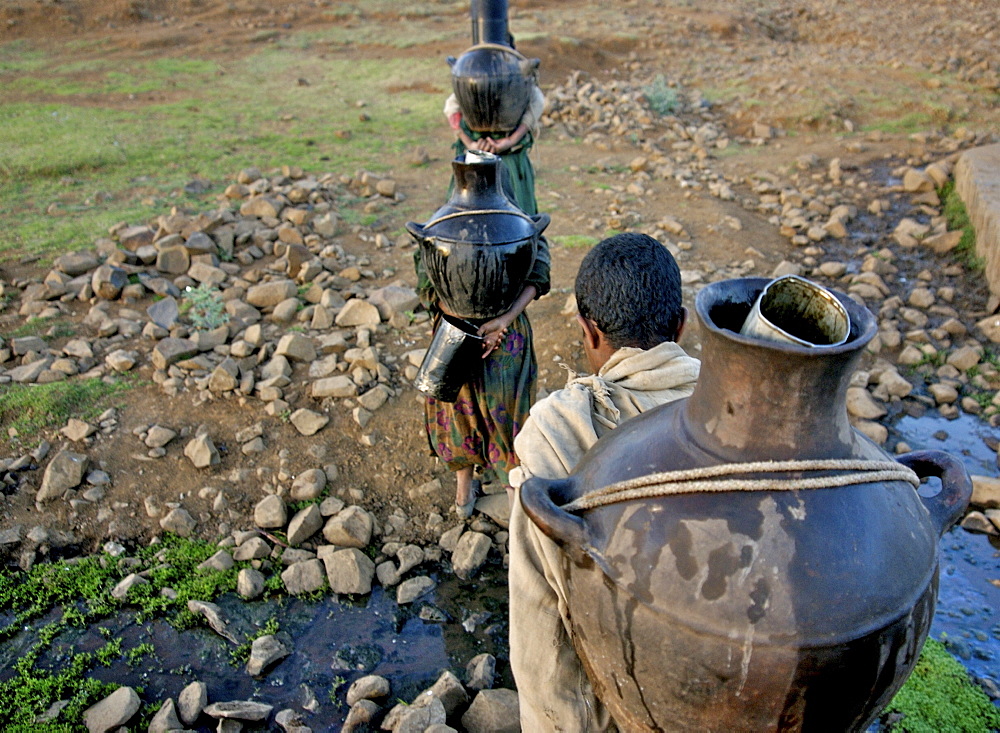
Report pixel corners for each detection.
[0,36,447,262]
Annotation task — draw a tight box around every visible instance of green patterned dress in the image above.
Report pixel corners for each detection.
[414,239,550,488]
[450,119,538,215]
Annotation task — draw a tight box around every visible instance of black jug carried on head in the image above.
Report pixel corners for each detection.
[406,153,549,320]
[521,277,972,732]
[448,0,540,133]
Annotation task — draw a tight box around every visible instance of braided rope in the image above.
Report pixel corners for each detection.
[424,209,536,229]
[561,459,920,513]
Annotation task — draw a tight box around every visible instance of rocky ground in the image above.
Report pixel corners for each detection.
[2,0,1000,731]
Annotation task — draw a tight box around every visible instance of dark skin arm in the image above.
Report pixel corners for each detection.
[458,122,530,155]
[438,284,538,358]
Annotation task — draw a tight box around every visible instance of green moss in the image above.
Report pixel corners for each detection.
[0,535,249,729]
[125,642,156,666]
[884,638,1000,732]
[940,180,984,272]
[95,637,123,666]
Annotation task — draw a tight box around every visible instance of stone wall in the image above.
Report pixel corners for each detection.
[955,143,1000,296]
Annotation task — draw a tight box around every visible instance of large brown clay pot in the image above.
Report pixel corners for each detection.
[406,154,549,319]
[521,277,972,732]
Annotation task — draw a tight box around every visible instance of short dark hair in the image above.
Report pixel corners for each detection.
[575,233,684,349]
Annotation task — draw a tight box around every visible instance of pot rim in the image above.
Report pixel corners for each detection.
[695,276,877,356]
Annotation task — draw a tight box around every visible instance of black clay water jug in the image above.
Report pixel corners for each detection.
[448,0,539,133]
[521,277,972,732]
[406,154,549,319]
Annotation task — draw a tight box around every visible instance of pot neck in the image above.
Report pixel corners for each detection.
[450,157,512,210]
[683,278,877,461]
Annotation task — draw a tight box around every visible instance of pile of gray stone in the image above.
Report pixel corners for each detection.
[81,658,518,733]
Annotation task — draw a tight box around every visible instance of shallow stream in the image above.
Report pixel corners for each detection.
[894,412,1000,690]
[2,414,998,731]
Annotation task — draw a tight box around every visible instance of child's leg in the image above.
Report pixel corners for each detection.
[455,465,475,506]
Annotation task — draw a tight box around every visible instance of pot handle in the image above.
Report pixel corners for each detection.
[405,221,426,244]
[530,212,551,237]
[520,476,589,565]
[896,450,972,536]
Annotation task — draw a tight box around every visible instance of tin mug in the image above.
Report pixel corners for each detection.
[740,274,850,347]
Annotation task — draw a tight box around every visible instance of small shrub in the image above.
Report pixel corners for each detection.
[181,282,229,330]
[642,75,679,116]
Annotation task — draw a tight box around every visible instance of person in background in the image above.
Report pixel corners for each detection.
[443,81,545,215]
[507,232,701,731]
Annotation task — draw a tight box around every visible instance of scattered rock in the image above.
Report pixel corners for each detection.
[281,558,326,594]
[461,689,520,733]
[323,548,375,595]
[187,600,238,644]
[397,575,436,604]
[177,681,208,726]
[290,408,329,436]
[36,450,89,502]
[83,686,140,733]
[203,700,274,722]
[346,675,391,706]
[255,494,288,528]
[452,531,492,580]
[246,635,290,676]
[160,507,197,537]
[238,567,266,599]
[148,697,183,733]
[466,653,496,690]
[184,433,220,468]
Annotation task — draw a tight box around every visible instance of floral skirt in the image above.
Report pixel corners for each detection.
[423,311,536,488]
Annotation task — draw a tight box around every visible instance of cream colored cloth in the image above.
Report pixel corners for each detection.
[510,341,701,487]
[509,341,700,732]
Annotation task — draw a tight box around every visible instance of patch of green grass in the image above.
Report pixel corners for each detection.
[552,234,600,249]
[7,316,54,339]
[329,674,348,708]
[700,82,753,106]
[6,317,76,340]
[0,645,116,730]
[940,180,983,272]
[0,40,45,70]
[280,24,454,50]
[861,111,938,135]
[915,351,946,369]
[0,376,137,446]
[883,638,1000,732]
[1,50,442,259]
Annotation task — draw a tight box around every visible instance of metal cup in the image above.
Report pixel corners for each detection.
[414,314,484,402]
[740,275,850,347]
